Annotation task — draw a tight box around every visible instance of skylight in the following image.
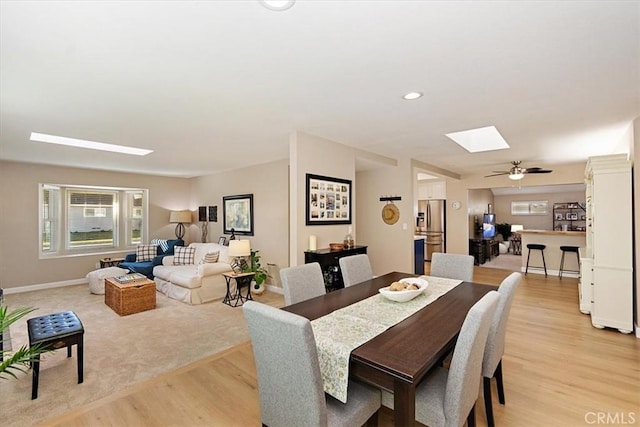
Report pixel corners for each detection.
[445,126,509,153]
[30,132,153,156]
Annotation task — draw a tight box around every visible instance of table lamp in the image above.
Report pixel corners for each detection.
[228,239,251,273]
[169,210,192,239]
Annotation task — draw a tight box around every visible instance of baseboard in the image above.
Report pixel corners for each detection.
[4,278,284,297]
[518,267,580,279]
[265,284,283,294]
[635,322,640,339]
[3,278,88,295]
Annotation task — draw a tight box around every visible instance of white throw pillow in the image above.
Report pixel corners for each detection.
[173,246,196,265]
[200,251,220,264]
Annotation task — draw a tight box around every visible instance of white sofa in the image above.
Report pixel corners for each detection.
[153,243,234,305]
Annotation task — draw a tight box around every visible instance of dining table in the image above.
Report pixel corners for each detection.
[282,271,496,427]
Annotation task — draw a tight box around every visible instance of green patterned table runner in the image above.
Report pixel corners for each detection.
[310,275,462,403]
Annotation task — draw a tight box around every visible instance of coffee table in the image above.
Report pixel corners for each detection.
[104,276,156,316]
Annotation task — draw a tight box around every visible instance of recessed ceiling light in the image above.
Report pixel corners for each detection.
[403,92,423,100]
[445,126,510,153]
[30,132,153,156]
[259,0,295,11]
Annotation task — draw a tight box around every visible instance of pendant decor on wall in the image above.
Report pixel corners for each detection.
[380,196,401,225]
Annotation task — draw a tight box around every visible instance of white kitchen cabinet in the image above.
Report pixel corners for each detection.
[417,180,446,200]
[584,154,633,333]
[578,247,592,314]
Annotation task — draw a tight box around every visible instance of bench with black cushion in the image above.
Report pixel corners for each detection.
[27,311,84,399]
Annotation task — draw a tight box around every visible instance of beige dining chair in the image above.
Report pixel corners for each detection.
[339,254,373,287]
[280,262,326,306]
[243,301,381,427]
[482,272,522,427]
[430,252,475,282]
[381,291,500,427]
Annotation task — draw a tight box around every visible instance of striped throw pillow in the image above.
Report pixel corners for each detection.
[150,238,169,253]
[136,245,158,262]
[173,246,196,265]
[200,251,220,264]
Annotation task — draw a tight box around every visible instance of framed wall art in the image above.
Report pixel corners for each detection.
[305,173,352,225]
[208,205,217,222]
[223,194,254,235]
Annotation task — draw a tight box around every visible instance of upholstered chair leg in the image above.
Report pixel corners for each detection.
[365,410,379,427]
[495,360,505,405]
[483,376,495,427]
[467,405,476,427]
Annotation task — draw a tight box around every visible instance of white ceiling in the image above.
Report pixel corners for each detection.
[1,1,638,178]
[491,183,585,196]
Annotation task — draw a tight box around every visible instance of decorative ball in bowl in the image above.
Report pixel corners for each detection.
[329,243,344,251]
[378,278,429,302]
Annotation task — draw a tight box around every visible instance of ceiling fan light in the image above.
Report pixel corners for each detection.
[259,0,295,11]
[509,172,525,180]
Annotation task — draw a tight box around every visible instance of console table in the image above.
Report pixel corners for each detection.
[304,245,368,291]
[468,238,499,265]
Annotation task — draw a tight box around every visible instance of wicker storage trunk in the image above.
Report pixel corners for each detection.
[104,277,156,316]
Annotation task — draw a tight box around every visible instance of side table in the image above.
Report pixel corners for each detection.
[222,272,255,307]
[509,237,522,255]
[100,257,125,268]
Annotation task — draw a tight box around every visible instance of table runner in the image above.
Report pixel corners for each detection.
[310,275,462,402]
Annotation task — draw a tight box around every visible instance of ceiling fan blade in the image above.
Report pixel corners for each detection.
[523,167,553,174]
[485,172,509,177]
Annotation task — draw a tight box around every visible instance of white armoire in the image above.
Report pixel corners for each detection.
[582,154,633,333]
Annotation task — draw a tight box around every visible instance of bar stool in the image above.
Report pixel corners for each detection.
[525,244,547,277]
[559,245,580,279]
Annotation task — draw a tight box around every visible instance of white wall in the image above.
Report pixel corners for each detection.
[191,159,289,287]
[357,158,414,276]
[445,162,587,255]
[289,132,358,266]
[0,161,191,289]
[288,131,412,276]
[493,191,585,231]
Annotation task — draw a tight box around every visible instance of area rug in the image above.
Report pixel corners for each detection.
[0,284,283,427]
[482,253,523,272]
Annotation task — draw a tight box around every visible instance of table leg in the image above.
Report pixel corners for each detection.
[222,276,234,306]
[394,379,416,427]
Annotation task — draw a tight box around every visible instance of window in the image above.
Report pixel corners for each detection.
[68,190,116,249]
[39,184,148,257]
[41,185,60,253]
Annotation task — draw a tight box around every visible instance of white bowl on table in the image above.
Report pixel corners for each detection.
[378,278,429,302]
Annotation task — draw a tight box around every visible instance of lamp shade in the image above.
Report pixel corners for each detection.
[228,239,251,257]
[511,224,524,232]
[170,210,192,224]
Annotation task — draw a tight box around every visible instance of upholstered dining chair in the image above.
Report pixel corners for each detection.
[243,301,381,427]
[381,291,500,427]
[279,262,326,306]
[339,254,373,287]
[482,272,522,427]
[430,252,475,282]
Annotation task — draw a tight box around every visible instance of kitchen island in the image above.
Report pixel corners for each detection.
[519,230,586,276]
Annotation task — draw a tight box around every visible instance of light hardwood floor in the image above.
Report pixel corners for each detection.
[39,266,640,427]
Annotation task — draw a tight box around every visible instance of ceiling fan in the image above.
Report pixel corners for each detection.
[485,161,553,180]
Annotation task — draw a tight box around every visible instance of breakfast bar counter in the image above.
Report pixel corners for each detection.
[519,230,586,276]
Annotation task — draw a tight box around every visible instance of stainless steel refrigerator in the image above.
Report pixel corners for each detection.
[417,199,446,261]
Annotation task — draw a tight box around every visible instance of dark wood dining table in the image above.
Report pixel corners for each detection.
[283,271,496,427]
